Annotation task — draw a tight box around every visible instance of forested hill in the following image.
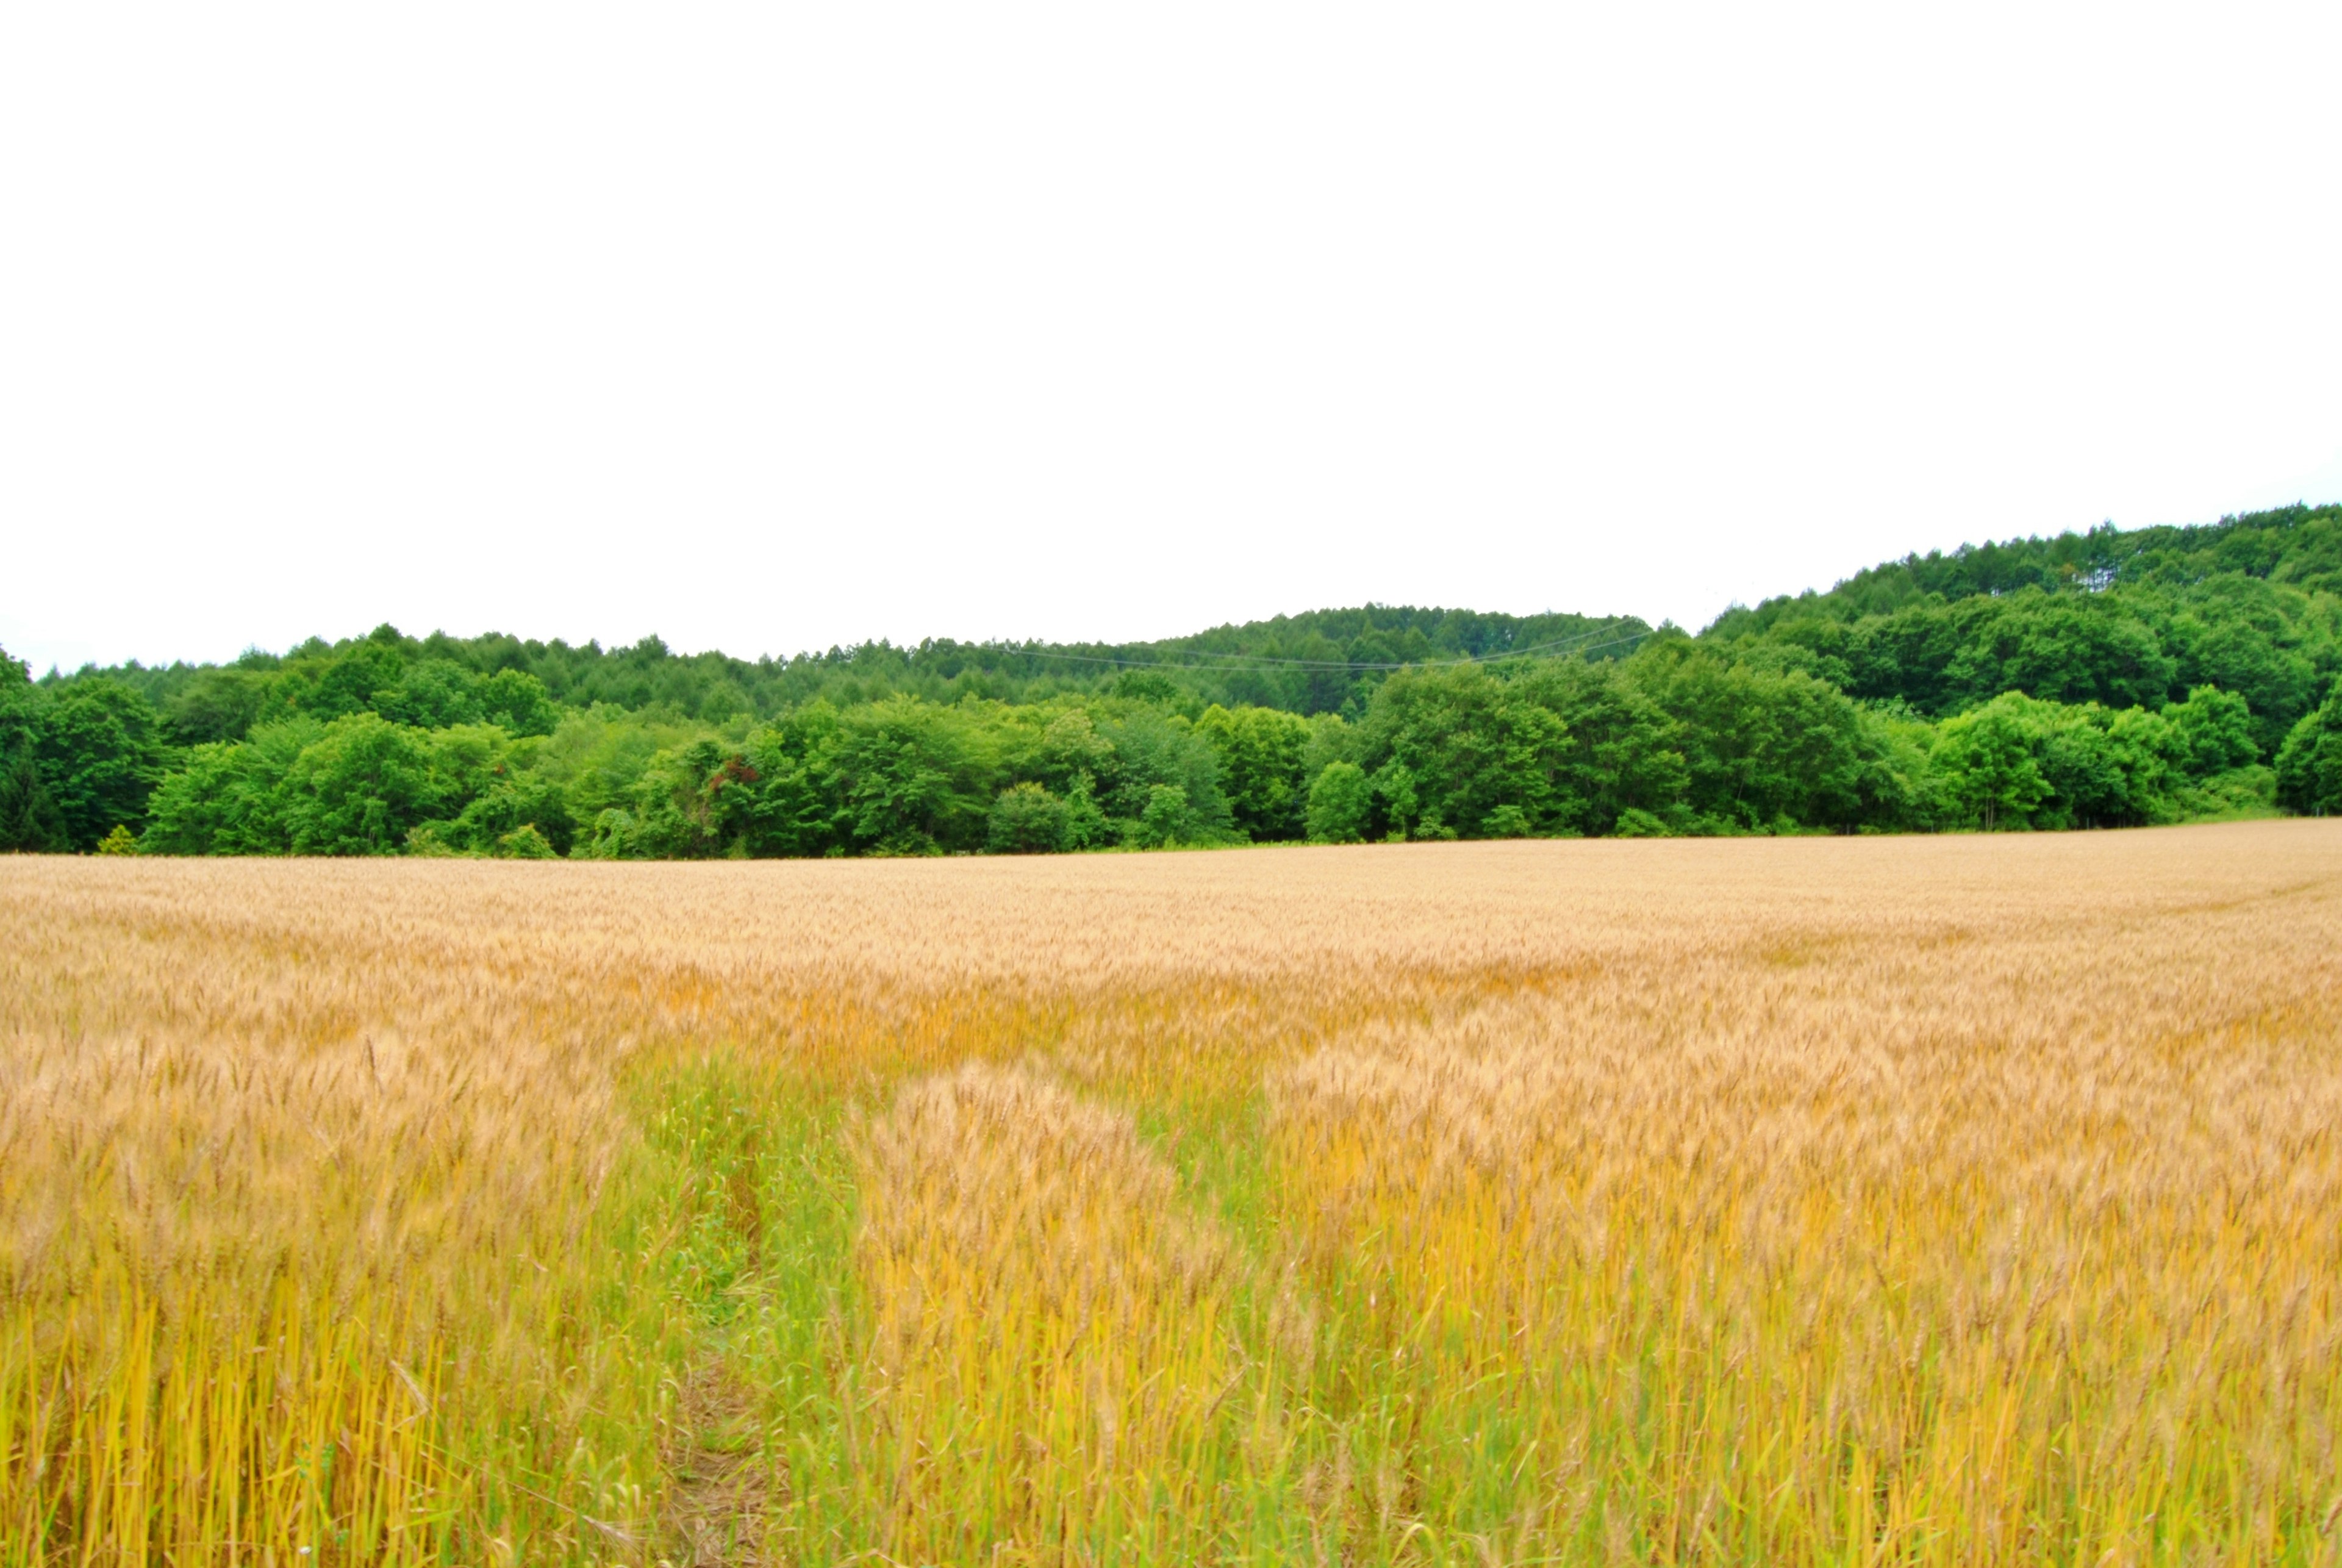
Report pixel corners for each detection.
[69,604,1652,734]
[7,501,2342,859]
[1699,501,2342,756]
[1710,501,2342,631]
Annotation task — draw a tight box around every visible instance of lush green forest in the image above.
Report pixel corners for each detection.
[7,503,2342,858]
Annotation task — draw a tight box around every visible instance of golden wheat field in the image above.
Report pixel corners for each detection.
[5,822,2342,1565]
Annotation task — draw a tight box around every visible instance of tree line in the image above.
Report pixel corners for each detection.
[7,503,2342,857]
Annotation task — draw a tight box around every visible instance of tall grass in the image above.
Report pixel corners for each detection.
[4,824,2341,1562]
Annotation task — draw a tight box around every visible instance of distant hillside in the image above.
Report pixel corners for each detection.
[1694,502,2342,756]
[9,499,2342,858]
[56,605,1655,734]
[1706,501,2342,634]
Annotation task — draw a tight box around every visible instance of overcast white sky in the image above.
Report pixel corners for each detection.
[4,5,2339,675]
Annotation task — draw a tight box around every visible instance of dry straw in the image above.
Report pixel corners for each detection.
[4,822,2341,1563]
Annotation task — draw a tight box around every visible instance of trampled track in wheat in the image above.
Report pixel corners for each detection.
[5,822,2341,1563]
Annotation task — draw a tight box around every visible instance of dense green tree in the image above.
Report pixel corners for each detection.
[140,722,320,855]
[0,648,69,853]
[2162,585,2323,754]
[1849,707,1946,831]
[2276,678,2342,815]
[1939,594,2177,712]
[1508,660,1692,836]
[373,659,484,729]
[739,704,844,858]
[1134,783,1197,848]
[988,781,1072,853]
[2035,705,2177,829]
[1358,664,1574,839]
[493,823,559,858]
[1061,778,1111,849]
[163,667,271,745]
[1024,707,1117,800]
[1196,704,1311,841]
[278,714,449,856]
[531,706,692,826]
[140,746,261,856]
[35,679,170,850]
[573,808,641,859]
[414,771,577,857]
[1306,761,1372,843]
[0,733,67,853]
[1625,644,1872,831]
[2163,686,2258,776]
[1110,671,1187,709]
[1087,709,1234,843]
[623,739,759,858]
[475,669,558,737]
[822,698,999,854]
[1935,696,2054,830]
[264,640,407,723]
[1931,693,2179,830]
